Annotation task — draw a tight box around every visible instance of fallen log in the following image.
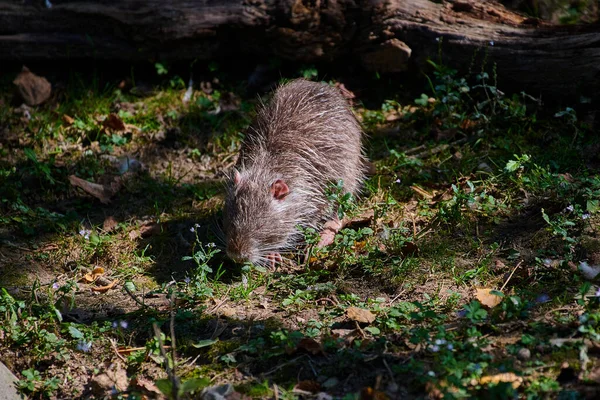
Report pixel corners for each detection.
[1,0,599,101]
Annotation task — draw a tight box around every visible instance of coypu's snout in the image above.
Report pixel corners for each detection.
[226,238,255,264]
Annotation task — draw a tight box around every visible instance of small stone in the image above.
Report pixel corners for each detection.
[477,162,494,174]
[200,383,234,400]
[0,361,20,400]
[13,66,52,106]
[322,377,339,389]
[517,347,531,360]
[387,382,399,393]
[89,367,128,395]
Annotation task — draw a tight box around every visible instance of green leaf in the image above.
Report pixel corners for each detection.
[124,281,136,292]
[155,379,173,396]
[364,327,380,335]
[541,209,550,224]
[252,265,268,273]
[155,63,168,75]
[504,160,519,172]
[192,339,218,348]
[68,325,84,339]
[361,228,374,236]
[24,148,38,163]
[180,377,210,394]
[587,199,599,213]
[52,307,63,322]
[414,93,429,106]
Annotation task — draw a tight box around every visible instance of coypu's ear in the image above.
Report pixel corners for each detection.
[233,169,242,185]
[270,179,289,200]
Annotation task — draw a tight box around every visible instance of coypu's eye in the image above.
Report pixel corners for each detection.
[270,179,289,200]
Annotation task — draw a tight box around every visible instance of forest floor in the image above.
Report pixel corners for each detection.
[1,59,600,399]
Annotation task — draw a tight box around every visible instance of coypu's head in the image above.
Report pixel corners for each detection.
[223,169,302,266]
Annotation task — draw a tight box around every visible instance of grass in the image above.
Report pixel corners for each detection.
[0,57,599,399]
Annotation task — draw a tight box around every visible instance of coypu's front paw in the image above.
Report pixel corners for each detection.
[317,219,344,247]
[266,253,283,271]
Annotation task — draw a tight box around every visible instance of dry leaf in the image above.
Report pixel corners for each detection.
[331,328,358,338]
[431,189,454,203]
[411,185,433,199]
[347,306,376,324]
[140,222,161,238]
[475,289,503,308]
[385,112,401,121]
[219,92,241,112]
[479,372,523,389]
[343,210,375,229]
[354,241,367,251]
[400,241,419,257]
[62,114,75,125]
[220,306,236,318]
[584,365,600,384]
[102,113,126,131]
[91,279,119,293]
[79,267,105,284]
[360,387,389,400]
[335,82,355,100]
[424,381,443,399]
[200,81,213,94]
[559,173,574,183]
[131,376,164,398]
[460,119,477,131]
[294,380,321,394]
[92,267,105,275]
[69,175,115,204]
[296,338,323,355]
[80,274,95,284]
[103,216,118,232]
[128,230,140,240]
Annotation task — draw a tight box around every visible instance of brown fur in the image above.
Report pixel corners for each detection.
[223,79,367,265]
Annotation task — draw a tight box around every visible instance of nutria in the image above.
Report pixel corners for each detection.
[223,79,366,266]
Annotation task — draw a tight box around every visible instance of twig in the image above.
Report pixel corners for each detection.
[0,241,31,252]
[122,280,147,308]
[545,306,579,319]
[354,320,366,338]
[500,261,522,292]
[109,338,127,362]
[211,317,225,340]
[209,288,232,314]
[152,323,180,400]
[412,138,468,159]
[308,360,318,377]
[404,144,427,155]
[382,357,394,381]
[388,290,406,306]
[169,291,177,382]
[264,356,306,376]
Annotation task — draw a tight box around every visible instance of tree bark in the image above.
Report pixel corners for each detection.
[1,0,599,101]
